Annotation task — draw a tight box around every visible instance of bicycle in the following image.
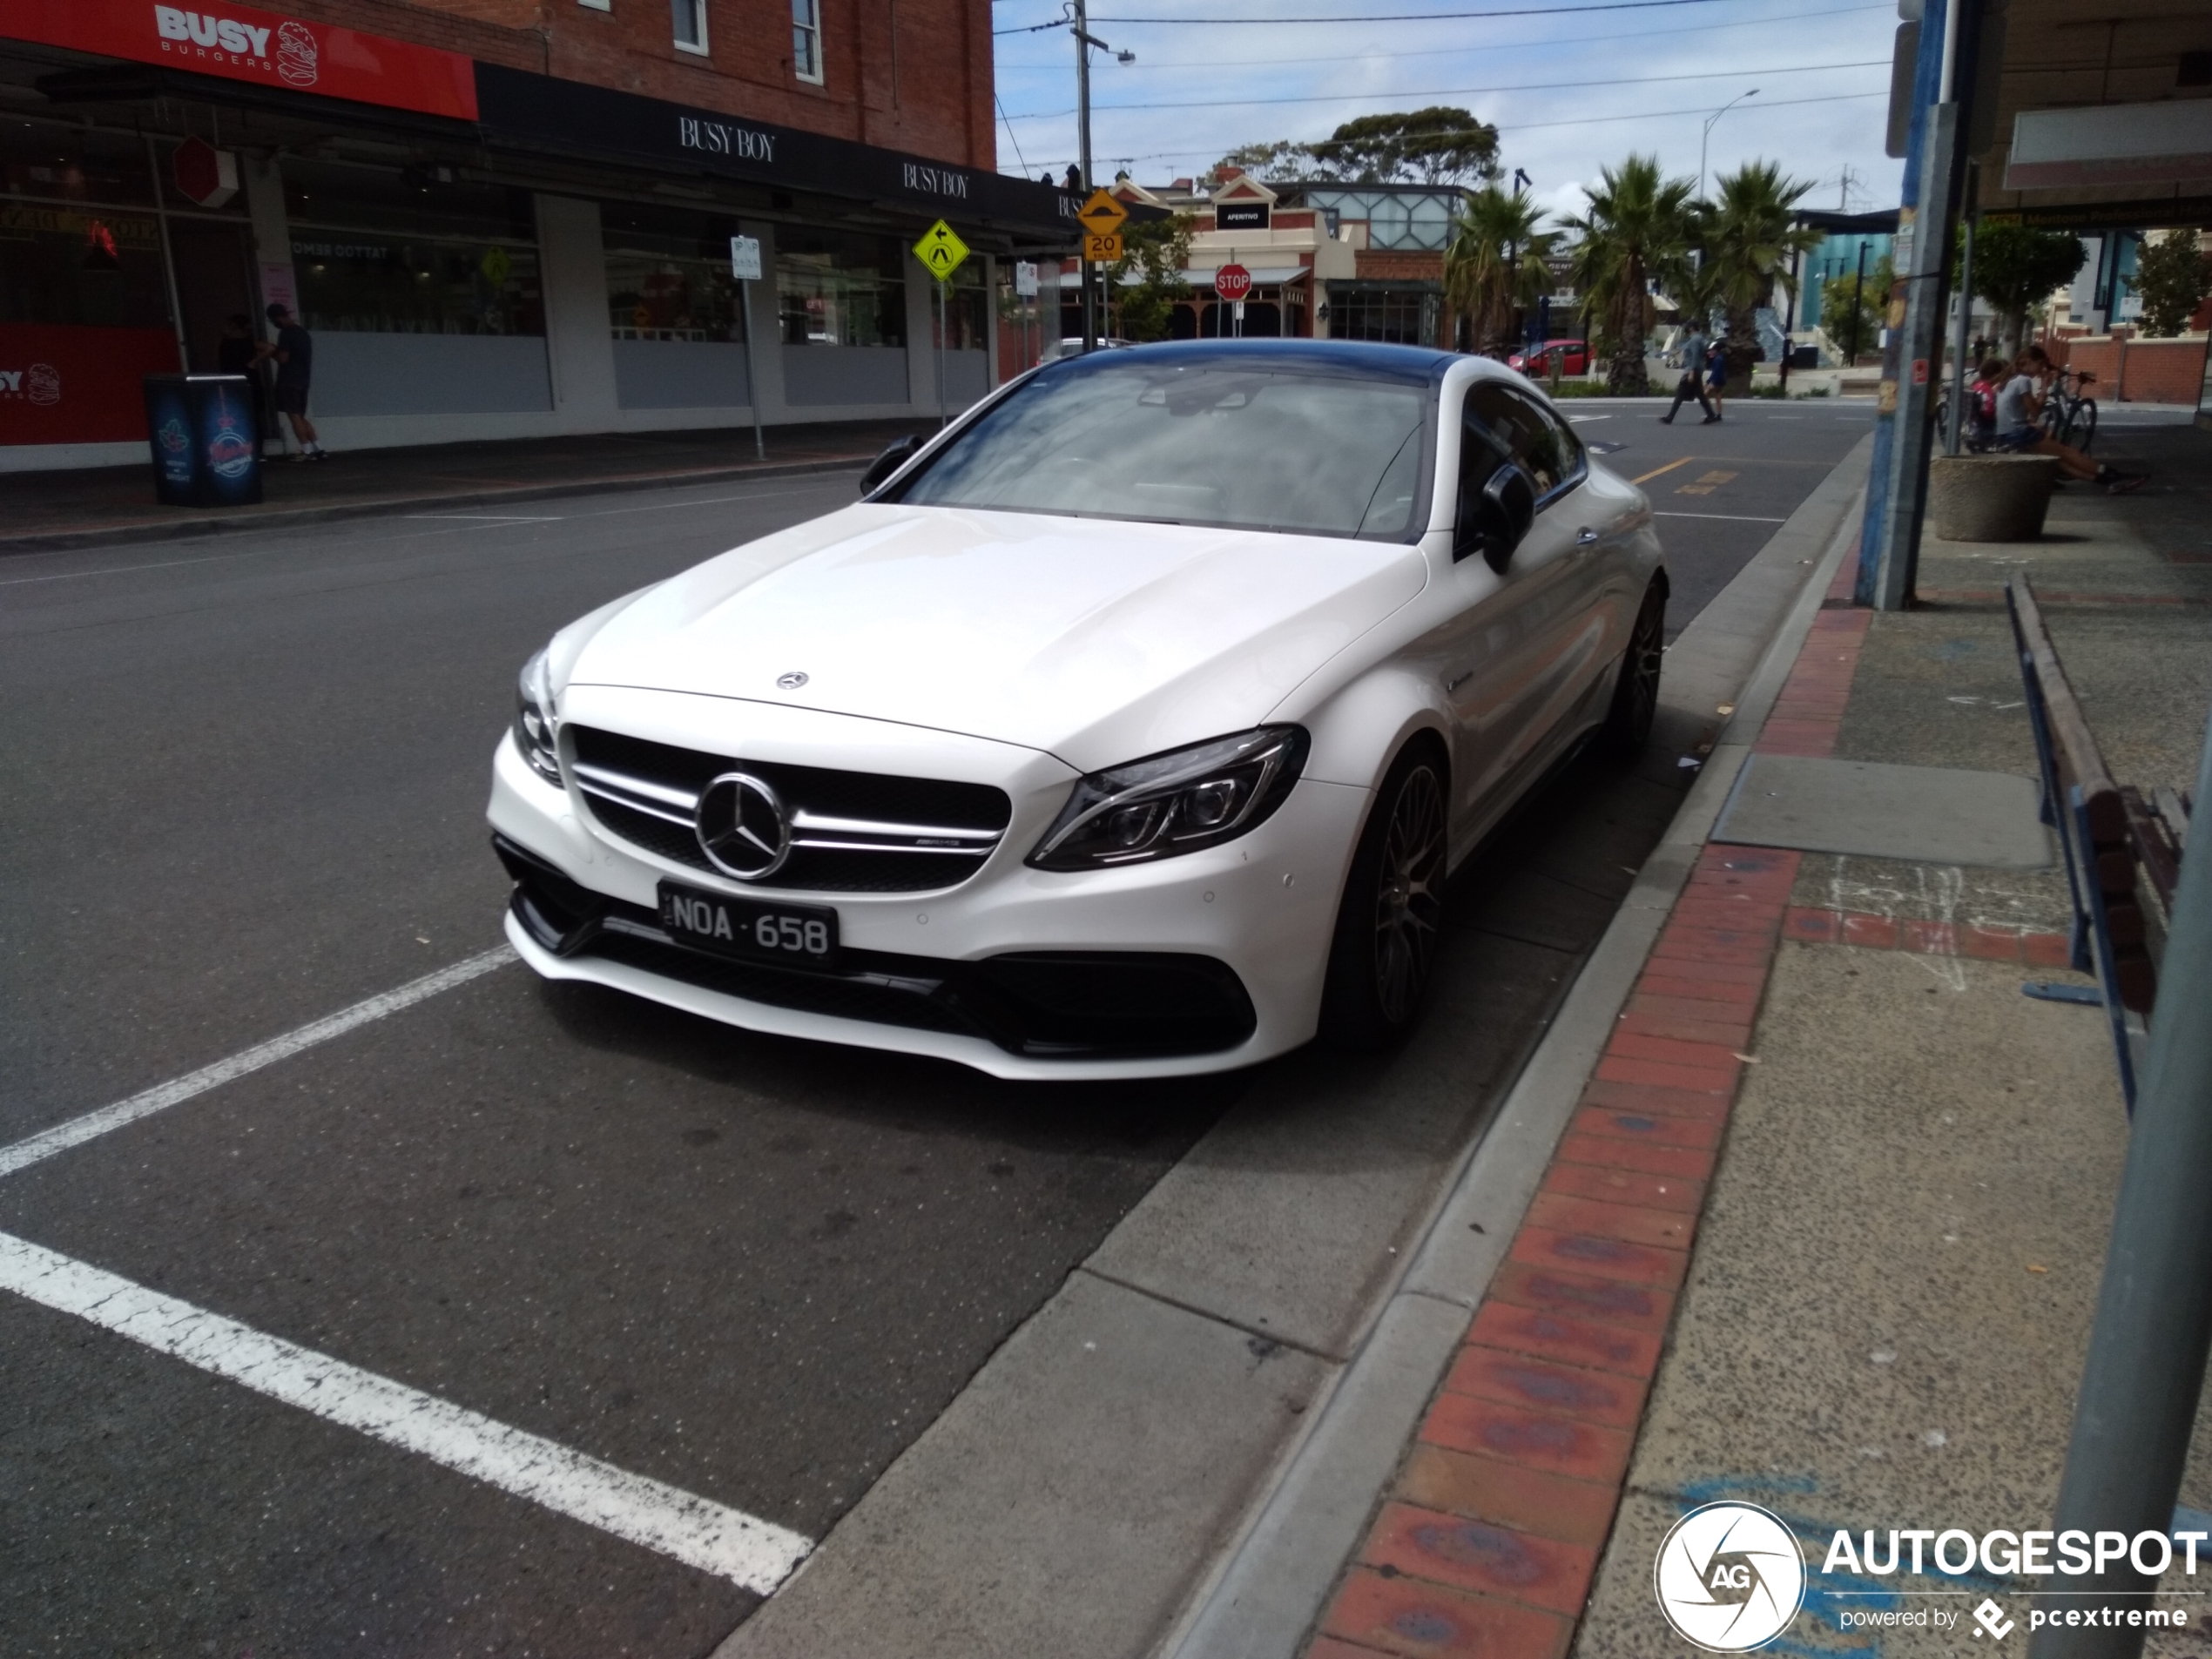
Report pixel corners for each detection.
[2039,368,2098,454]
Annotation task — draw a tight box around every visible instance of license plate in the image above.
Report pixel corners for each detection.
[658,882,839,968]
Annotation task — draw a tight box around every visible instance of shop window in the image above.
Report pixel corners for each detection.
[673,0,709,54]
[285,160,543,335]
[1332,287,1438,347]
[1,118,160,212]
[0,201,171,329]
[778,231,906,348]
[927,261,988,352]
[792,0,824,84]
[604,202,748,342]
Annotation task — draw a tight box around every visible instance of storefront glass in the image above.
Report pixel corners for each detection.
[284,159,543,335]
[928,260,988,351]
[1332,287,1440,347]
[0,120,175,330]
[603,202,746,342]
[778,230,906,347]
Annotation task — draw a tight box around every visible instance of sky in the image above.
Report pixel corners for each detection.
[987,0,1908,224]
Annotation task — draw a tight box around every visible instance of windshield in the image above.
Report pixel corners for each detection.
[891,355,1435,541]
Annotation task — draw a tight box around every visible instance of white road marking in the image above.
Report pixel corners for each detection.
[0,1231,813,1591]
[1566,414,1611,423]
[404,513,567,523]
[1654,510,1790,523]
[0,947,515,1179]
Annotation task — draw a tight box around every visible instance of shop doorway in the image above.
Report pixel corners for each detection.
[167,220,257,373]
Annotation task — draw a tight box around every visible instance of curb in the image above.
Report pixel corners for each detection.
[1161,463,1871,1659]
[0,454,873,556]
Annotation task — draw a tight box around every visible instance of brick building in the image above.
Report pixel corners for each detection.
[1,0,1078,469]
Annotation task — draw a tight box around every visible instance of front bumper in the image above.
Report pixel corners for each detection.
[487,711,1368,1080]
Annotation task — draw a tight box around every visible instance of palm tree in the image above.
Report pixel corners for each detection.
[1443,185,1557,354]
[1561,154,1697,394]
[1699,161,1824,381]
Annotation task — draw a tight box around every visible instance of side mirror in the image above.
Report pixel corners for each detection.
[1454,461,1536,571]
[859,434,921,496]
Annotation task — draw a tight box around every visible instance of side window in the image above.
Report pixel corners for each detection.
[1508,388,1584,500]
[1463,381,1582,503]
[792,0,824,84]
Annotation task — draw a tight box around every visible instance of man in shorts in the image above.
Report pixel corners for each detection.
[260,303,327,460]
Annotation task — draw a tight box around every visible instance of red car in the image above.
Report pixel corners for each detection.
[1505,338,1590,377]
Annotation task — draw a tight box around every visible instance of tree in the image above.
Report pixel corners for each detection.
[1561,154,1698,394]
[1307,108,1499,185]
[1700,161,1824,378]
[1966,222,2087,354]
[1108,211,1195,343]
[2132,229,2211,338]
[1217,109,1499,187]
[1443,185,1557,354]
[1820,256,1892,361]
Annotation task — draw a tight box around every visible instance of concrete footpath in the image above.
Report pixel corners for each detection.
[0,420,925,553]
[1265,421,2212,1659]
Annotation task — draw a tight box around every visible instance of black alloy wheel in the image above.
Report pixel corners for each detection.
[1603,582,1665,755]
[1320,745,1448,1048]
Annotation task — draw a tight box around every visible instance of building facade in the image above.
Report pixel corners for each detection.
[1,0,1080,469]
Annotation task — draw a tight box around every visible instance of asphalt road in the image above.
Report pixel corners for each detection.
[0,401,1871,1656]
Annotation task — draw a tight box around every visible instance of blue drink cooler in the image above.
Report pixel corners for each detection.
[143,374,264,507]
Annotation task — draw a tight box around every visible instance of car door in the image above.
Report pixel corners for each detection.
[1433,380,1584,836]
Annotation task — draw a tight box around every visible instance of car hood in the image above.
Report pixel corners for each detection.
[563,503,1427,768]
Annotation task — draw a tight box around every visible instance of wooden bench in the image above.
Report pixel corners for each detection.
[2006,574,2193,1110]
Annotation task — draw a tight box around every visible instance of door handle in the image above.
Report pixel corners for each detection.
[1445,670,1474,693]
[1575,527,1601,547]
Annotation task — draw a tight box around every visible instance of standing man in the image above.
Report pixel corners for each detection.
[259,303,327,461]
[1660,325,1717,424]
[214,313,272,457]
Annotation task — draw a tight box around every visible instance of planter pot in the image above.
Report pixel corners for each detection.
[1929,454,2058,542]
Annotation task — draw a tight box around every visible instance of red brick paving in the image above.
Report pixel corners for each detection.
[1301,559,1912,1656]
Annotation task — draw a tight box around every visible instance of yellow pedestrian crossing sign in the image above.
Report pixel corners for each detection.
[914,219,969,282]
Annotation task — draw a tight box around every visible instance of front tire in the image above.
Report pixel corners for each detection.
[1318,745,1448,1049]
[1602,581,1665,755]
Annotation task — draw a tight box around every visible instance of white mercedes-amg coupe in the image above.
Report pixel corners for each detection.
[489,341,1666,1079]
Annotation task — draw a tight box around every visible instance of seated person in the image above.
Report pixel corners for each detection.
[1992,347,2143,494]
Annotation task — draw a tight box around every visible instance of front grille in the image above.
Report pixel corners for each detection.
[496,840,1256,1060]
[566,725,1015,894]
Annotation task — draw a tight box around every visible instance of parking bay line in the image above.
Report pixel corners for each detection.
[1631,455,1696,485]
[0,945,516,1180]
[1655,510,1790,523]
[0,1230,812,1591]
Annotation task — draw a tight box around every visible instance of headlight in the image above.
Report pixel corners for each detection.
[512,646,562,786]
[1027,726,1308,871]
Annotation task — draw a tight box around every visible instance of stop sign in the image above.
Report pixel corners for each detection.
[1213,263,1253,302]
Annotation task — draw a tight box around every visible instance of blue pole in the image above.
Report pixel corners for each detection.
[1853,0,1950,606]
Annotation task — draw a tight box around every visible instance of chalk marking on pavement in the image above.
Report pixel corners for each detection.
[1655,511,1790,523]
[0,1231,813,1591]
[1631,455,1696,484]
[0,947,516,1180]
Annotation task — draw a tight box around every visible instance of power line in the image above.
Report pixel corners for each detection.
[996,1,1888,70]
[996,0,1761,29]
[1029,88,1892,162]
[1000,57,1887,120]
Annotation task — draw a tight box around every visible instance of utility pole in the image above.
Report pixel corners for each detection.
[1846,239,1868,367]
[1069,0,1133,354]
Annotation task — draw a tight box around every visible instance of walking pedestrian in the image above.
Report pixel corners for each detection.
[258,303,327,460]
[214,313,272,457]
[1705,339,1730,421]
[1659,325,1717,424]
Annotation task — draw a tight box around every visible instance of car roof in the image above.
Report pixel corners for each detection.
[1047,337,1458,381]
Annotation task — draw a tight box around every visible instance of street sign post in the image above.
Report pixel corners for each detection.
[1015,261,1039,372]
[913,219,971,428]
[1214,262,1252,336]
[730,234,765,460]
[1076,190,1128,346]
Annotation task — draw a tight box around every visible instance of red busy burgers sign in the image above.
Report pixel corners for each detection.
[6,0,479,121]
